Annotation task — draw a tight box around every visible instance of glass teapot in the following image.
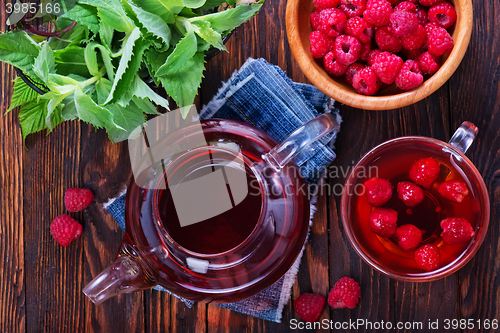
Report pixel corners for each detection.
[83,112,340,305]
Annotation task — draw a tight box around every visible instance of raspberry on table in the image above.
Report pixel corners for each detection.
[65,187,94,212]
[428,2,457,28]
[345,17,372,44]
[340,0,366,18]
[364,177,393,206]
[359,42,372,62]
[394,1,417,12]
[395,59,424,91]
[50,214,83,247]
[438,180,469,203]
[310,30,335,58]
[414,244,440,271]
[418,0,440,6]
[375,26,402,53]
[313,0,341,10]
[427,26,454,56]
[364,0,393,26]
[409,157,441,189]
[441,217,475,245]
[416,6,429,26]
[390,10,419,37]
[294,293,326,322]
[310,10,322,31]
[328,277,361,309]
[396,224,424,251]
[345,63,366,85]
[334,35,362,66]
[324,51,348,76]
[353,67,382,95]
[397,181,424,207]
[368,208,398,237]
[367,49,383,65]
[416,51,441,74]
[318,8,348,37]
[371,51,403,84]
[401,24,426,50]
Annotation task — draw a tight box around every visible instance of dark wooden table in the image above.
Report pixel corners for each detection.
[1,0,499,332]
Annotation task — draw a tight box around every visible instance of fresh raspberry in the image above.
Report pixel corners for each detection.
[427,26,454,56]
[428,2,457,28]
[414,244,440,271]
[345,63,366,85]
[416,7,429,26]
[364,0,393,26]
[424,22,440,38]
[397,181,424,207]
[394,1,417,12]
[390,10,419,37]
[340,0,366,18]
[401,24,426,50]
[319,8,348,37]
[396,224,423,251]
[310,31,335,58]
[353,67,382,95]
[364,177,393,206]
[371,51,403,84]
[409,157,440,189]
[438,180,469,203]
[416,51,441,74]
[310,11,322,31]
[395,59,423,91]
[367,49,383,65]
[345,17,372,44]
[313,0,341,10]
[294,293,326,322]
[441,217,475,245]
[418,0,440,6]
[368,208,398,237]
[359,42,372,62]
[334,35,362,65]
[324,51,348,76]
[375,26,402,53]
[50,214,83,247]
[65,188,94,212]
[328,277,361,309]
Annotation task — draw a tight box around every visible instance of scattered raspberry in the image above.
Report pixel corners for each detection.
[416,7,429,26]
[310,10,322,31]
[390,10,419,37]
[397,181,424,207]
[359,42,372,62]
[394,1,417,12]
[345,63,366,85]
[345,17,372,44]
[65,187,94,212]
[364,0,393,26]
[401,24,426,50]
[328,277,361,309]
[441,217,475,245]
[427,26,454,56]
[50,214,83,247]
[340,0,367,18]
[313,0,341,10]
[375,26,402,53]
[428,1,457,28]
[416,51,441,74]
[294,293,326,322]
[367,49,383,65]
[438,180,469,203]
[396,224,423,251]
[310,31,335,58]
[409,157,440,189]
[371,51,403,84]
[353,67,382,95]
[414,244,440,271]
[319,8,348,37]
[324,51,348,76]
[395,59,423,91]
[418,0,440,6]
[334,34,362,66]
[364,177,393,206]
[368,208,398,237]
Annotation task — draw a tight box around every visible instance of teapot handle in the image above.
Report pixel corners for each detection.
[262,113,340,171]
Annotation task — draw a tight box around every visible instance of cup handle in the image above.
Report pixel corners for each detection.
[262,113,340,171]
[448,121,478,154]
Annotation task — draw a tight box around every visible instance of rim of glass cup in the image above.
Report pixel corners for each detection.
[340,136,490,282]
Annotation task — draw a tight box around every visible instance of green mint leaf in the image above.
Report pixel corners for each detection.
[105,102,146,142]
[193,0,264,32]
[61,100,77,120]
[74,86,122,131]
[60,3,100,33]
[33,42,56,83]
[40,91,71,130]
[80,0,135,33]
[99,23,114,50]
[127,0,175,24]
[124,1,172,47]
[49,18,89,50]
[0,31,41,74]
[155,28,197,77]
[181,0,207,9]
[7,77,40,113]
[85,42,115,80]
[131,96,158,115]
[53,46,91,78]
[118,75,168,111]
[200,0,226,10]
[18,99,49,141]
[144,48,169,86]
[192,20,226,51]
[96,77,113,105]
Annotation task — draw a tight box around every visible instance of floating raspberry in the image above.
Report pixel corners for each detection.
[390,10,419,37]
[418,0,440,6]
[396,224,423,251]
[345,17,372,44]
[65,187,94,212]
[313,0,341,10]
[340,0,366,17]
[310,10,322,31]
[395,59,424,91]
[414,244,440,271]
[328,277,361,309]
[397,181,424,207]
[324,51,348,76]
[401,24,426,50]
[368,208,398,237]
[375,26,402,53]
[359,42,372,62]
[441,217,475,245]
[294,293,326,322]
[367,49,383,65]
[427,26,454,56]
[334,34,362,66]
[416,7,429,26]
[353,67,382,95]
[438,180,469,203]
[319,8,348,37]
[50,214,83,247]
[409,157,440,189]
[364,0,393,26]
[371,51,403,84]
[428,2,457,29]
[416,51,441,74]
[345,63,366,85]
[364,177,393,206]
[310,31,335,58]
[394,1,417,12]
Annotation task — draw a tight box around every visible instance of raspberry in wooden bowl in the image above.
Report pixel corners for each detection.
[285,0,473,110]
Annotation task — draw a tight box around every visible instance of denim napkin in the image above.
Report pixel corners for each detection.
[104,58,340,323]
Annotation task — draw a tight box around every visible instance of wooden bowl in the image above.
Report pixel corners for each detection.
[286,0,473,110]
